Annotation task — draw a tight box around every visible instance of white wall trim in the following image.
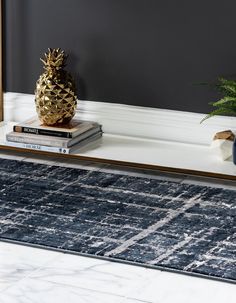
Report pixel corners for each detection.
[4,92,236,145]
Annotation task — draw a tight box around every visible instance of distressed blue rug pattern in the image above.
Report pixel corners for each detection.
[0,159,235,283]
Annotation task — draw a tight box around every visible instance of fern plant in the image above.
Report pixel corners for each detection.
[201,78,236,123]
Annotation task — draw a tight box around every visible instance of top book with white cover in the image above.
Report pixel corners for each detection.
[13,116,100,138]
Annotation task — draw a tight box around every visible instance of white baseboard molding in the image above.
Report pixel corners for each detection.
[4,92,236,146]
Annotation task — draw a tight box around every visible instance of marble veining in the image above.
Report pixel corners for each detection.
[0,158,235,283]
[0,242,235,303]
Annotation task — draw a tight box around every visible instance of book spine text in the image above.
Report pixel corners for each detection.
[13,126,72,138]
[6,141,70,154]
[7,133,70,148]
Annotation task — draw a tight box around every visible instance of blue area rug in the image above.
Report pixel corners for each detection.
[0,159,235,283]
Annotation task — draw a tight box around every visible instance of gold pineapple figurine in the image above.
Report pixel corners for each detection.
[35,48,77,126]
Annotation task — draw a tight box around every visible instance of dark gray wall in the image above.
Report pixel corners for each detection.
[4,0,236,113]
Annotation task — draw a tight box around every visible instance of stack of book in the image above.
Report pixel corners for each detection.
[6,117,102,154]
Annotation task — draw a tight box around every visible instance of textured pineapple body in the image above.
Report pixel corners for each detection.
[35,48,77,126]
[35,70,77,126]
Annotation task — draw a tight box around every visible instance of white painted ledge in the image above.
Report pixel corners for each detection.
[4,92,236,145]
[2,92,236,178]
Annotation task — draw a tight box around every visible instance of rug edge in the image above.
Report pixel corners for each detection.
[0,238,235,286]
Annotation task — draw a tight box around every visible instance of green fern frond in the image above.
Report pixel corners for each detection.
[200,107,236,123]
[201,77,236,123]
[220,85,236,95]
[218,77,236,85]
[217,78,236,95]
[210,96,236,107]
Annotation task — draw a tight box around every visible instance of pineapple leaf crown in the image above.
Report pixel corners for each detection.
[40,48,68,71]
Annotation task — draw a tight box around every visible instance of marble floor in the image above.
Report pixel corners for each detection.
[0,151,235,303]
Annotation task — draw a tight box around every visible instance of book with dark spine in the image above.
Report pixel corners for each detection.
[7,126,102,148]
[13,116,99,138]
